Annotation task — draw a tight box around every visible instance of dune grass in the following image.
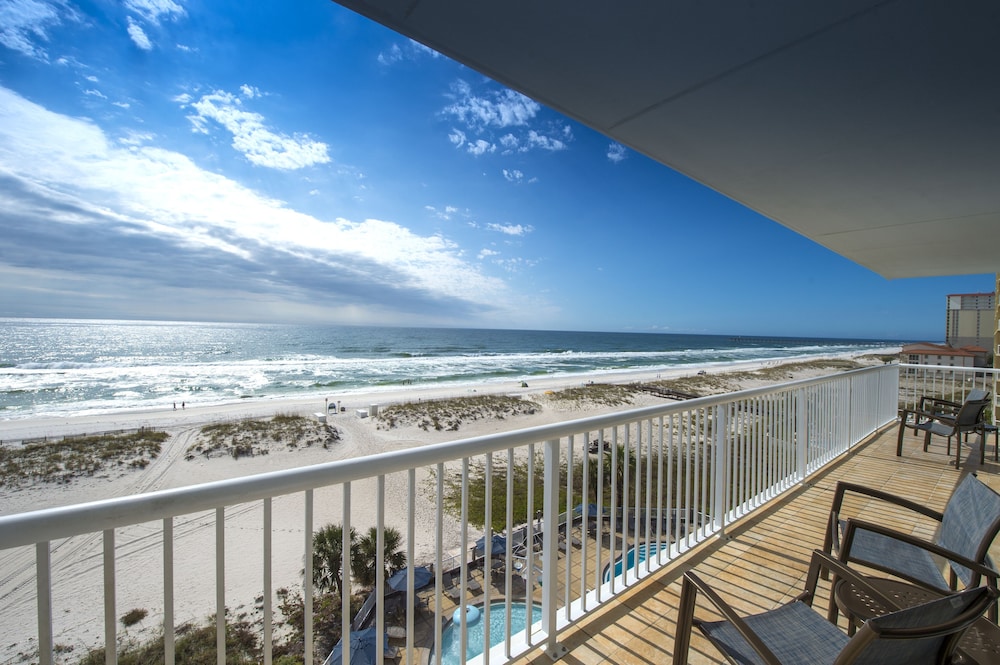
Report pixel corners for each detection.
[186,414,340,460]
[375,395,540,431]
[0,429,168,488]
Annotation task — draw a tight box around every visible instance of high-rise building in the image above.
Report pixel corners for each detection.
[945,292,995,351]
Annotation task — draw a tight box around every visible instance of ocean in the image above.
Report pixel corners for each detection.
[0,318,898,420]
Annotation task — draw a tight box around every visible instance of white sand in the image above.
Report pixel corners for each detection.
[0,350,897,660]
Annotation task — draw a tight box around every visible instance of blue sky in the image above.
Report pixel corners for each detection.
[0,0,992,341]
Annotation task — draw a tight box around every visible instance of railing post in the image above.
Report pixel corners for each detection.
[104,529,117,665]
[36,542,52,665]
[712,404,728,535]
[796,388,808,483]
[542,438,566,660]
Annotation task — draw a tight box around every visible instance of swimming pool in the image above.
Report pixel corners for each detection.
[603,541,667,582]
[437,601,542,665]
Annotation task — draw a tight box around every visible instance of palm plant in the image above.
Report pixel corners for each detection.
[312,523,358,595]
[352,526,406,589]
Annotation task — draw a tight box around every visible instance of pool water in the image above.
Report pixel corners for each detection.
[604,542,666,582]
[438,601,542,665]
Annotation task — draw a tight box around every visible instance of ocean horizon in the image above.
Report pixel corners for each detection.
[0,318,902,421]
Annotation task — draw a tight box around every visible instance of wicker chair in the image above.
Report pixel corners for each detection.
[897,389,992,466]
[671,550,995,665]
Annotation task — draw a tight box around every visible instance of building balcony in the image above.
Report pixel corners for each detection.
[0,364,997,665]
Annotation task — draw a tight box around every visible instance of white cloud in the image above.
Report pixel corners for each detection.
[0,0,77,60]
[486,223,532,236]
[607,142,627,163]
[83,89,107,99]
[240,84,260,99]
[118,131,155,147]
[499,134,520,153]
[443,80,540,130]
[502,169,524,183]
[126,17,152,50]
[377,43,403,66]
[441,80,571,157]
[378,39,441,66]
[478,248,499,260]
[112,100,131,109]
[0,85,512,320]
[124,0,185,24]
[426,205,461,220]
[448,129,466,148]
[466,139,495,156]
[182,88,331,170]
[494,257,537,273]
[526,130,566,152]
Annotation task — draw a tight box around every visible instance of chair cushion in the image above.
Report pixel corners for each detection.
[699,601,848,665]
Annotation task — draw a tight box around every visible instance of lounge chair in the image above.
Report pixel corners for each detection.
[824,475,1000,590]
[897,389,991,465]
[671,550,996,665]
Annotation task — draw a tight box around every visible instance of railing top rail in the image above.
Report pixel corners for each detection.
[899,363,999,373]
[0,364,895,549]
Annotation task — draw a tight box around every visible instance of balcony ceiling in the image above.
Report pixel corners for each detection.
[331,0,1000,279]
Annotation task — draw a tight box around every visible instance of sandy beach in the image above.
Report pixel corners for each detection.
[0,351,897,661]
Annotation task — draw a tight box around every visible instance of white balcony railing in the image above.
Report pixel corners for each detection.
[899,363,999,423]
[0,364,923,665]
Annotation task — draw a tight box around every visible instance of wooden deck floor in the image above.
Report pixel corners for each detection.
[505,422,1000,665]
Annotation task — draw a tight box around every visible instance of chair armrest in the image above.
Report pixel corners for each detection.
[672,570,783,665]
[918,396,961,413]
[904,407,955,425]
[823,481,944,556]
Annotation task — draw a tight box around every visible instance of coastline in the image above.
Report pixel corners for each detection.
[0,347,900,443]
[0,349,898,660]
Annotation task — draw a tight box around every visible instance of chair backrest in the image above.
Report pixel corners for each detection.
[955,397,991,427]
[939,475,1000,586]
[837,585,994,665]
[965,388,990,403]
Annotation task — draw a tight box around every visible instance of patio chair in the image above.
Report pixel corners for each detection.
[671,550,996,665]
[897,390,991,466]
[823,537,1000,665]
[822,474,1000,599]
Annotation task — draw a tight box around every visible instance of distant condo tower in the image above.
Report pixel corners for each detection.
[945,291,995,351]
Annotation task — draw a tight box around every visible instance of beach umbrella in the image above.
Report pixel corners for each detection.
[324,627,388,665]
[387,565,432,593]
[474,533,507,556]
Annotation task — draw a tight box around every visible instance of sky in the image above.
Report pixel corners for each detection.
[0,0,993,341]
